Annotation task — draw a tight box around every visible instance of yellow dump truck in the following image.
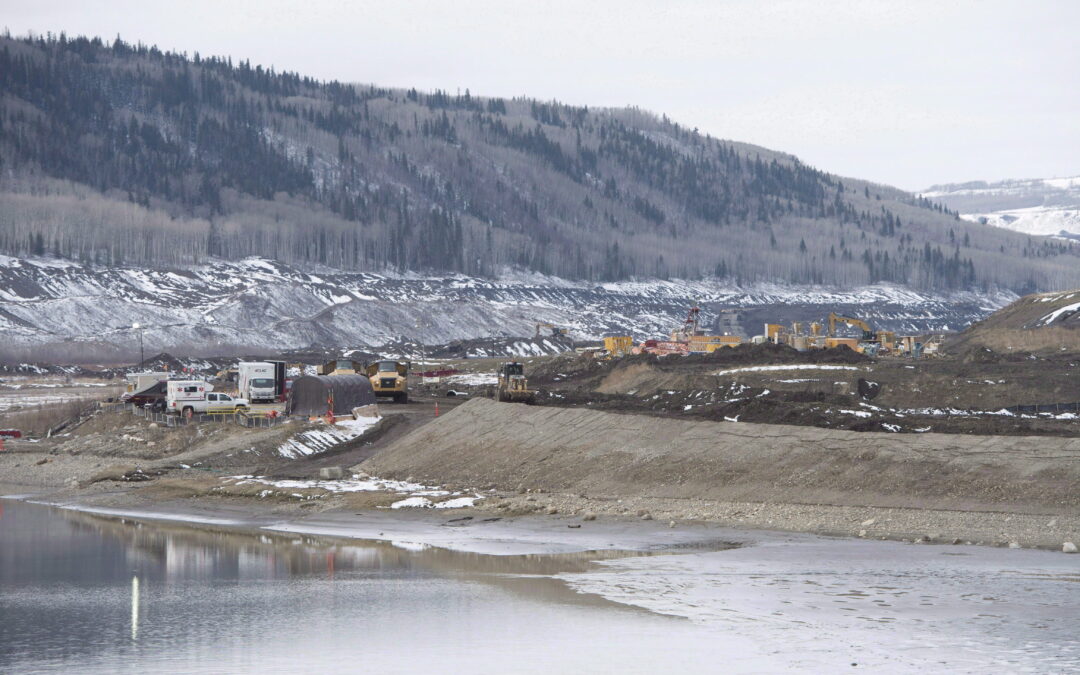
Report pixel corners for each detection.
[365,360,409,403]
[497,362,535,403]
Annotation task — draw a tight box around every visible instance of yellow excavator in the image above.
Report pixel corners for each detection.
[826,313,897,353]
[535,322,568,338]
[827,313,875,341]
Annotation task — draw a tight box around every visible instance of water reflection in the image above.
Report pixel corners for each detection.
[0,500,717,674]
[131,575,139,642]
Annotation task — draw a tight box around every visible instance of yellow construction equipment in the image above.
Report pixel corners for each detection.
[699,336,743,352]
[318,358,364,376]
[497,362,535,403]
[825,337,861,351]
[827,313,874,340]
[364,360,409,403]
[876,331,896,351]
[535,322,568,338]
[603,336,634,357]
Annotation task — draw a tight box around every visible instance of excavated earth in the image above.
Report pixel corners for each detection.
[359,397,1080,548]
[526,343,1080,436]
[362,398,1080,513]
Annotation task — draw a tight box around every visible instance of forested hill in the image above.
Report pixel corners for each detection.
[1,33,1078,292]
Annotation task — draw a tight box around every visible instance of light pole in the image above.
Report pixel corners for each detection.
[415,317,426,384]
[132,322,144,367]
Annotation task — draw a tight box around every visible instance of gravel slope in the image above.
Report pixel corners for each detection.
[361,398,1080,515]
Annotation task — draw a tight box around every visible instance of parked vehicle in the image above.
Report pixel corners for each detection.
[364,360,409,403]
[444,389,470,398]
[121,371,168,401]
[0,429,22,439]
[166,380,249,417]
[125,380,167,408]
[238,361,278,403]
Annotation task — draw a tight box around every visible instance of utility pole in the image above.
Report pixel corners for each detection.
[132,323,144,367]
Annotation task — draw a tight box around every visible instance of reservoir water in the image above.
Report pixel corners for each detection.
[1,499,1077,673]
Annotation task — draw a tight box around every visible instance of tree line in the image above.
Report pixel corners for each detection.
[1,32,1078,292]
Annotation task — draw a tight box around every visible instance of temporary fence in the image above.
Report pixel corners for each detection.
[1005,402,1080,415]
[127,404,288,428]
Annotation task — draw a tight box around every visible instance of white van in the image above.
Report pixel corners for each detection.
[238,361,277,403]
[166,380,249,416]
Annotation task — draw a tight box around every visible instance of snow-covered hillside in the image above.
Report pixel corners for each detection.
[922,176,1080,238]
[0,256,1016,360]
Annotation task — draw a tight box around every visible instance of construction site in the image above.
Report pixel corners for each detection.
[1,288,1078,553]
[597,304,940,358]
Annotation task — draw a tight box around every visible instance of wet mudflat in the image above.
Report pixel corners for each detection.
[0,499,1077,673]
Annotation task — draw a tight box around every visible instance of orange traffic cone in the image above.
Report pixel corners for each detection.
[435,402,439,417]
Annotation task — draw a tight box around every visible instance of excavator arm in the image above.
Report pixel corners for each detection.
[827,313,872,338]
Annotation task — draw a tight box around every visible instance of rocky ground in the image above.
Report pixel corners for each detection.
[469,491,1078,551]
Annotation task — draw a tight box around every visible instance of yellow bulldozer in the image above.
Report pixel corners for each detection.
[496,361,535,403]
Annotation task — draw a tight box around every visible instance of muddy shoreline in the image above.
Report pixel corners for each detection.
[2,393,1077,554]
[2,477,1077,554]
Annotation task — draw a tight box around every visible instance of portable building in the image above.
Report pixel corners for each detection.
[287,374,376,417]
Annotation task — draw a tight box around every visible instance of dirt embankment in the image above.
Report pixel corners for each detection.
[362,398,1080,515]
[947,289,1080,355]
[530,344,1080,435]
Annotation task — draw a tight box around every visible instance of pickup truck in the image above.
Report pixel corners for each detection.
[166,380,249,417]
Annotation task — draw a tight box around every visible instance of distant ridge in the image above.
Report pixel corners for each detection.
[0,33,1078,292]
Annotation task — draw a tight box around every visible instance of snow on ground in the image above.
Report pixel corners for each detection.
[444,372,498,386]
[1038,300,1080,326]
[0,255,1017,354]
[960,206,1080,237]
[0,391,105,412]
[389,495,481,509]
[228,474,429,494]
[227,473,483,509]
[276,416,381,458]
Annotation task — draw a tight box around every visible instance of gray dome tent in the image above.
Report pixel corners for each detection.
[287,374,376,417]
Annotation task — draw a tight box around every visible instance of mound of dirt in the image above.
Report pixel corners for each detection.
[361,398,1080,514]
[948,289,1080,355]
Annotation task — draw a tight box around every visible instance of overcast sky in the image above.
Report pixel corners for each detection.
[5,0,1077,190]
